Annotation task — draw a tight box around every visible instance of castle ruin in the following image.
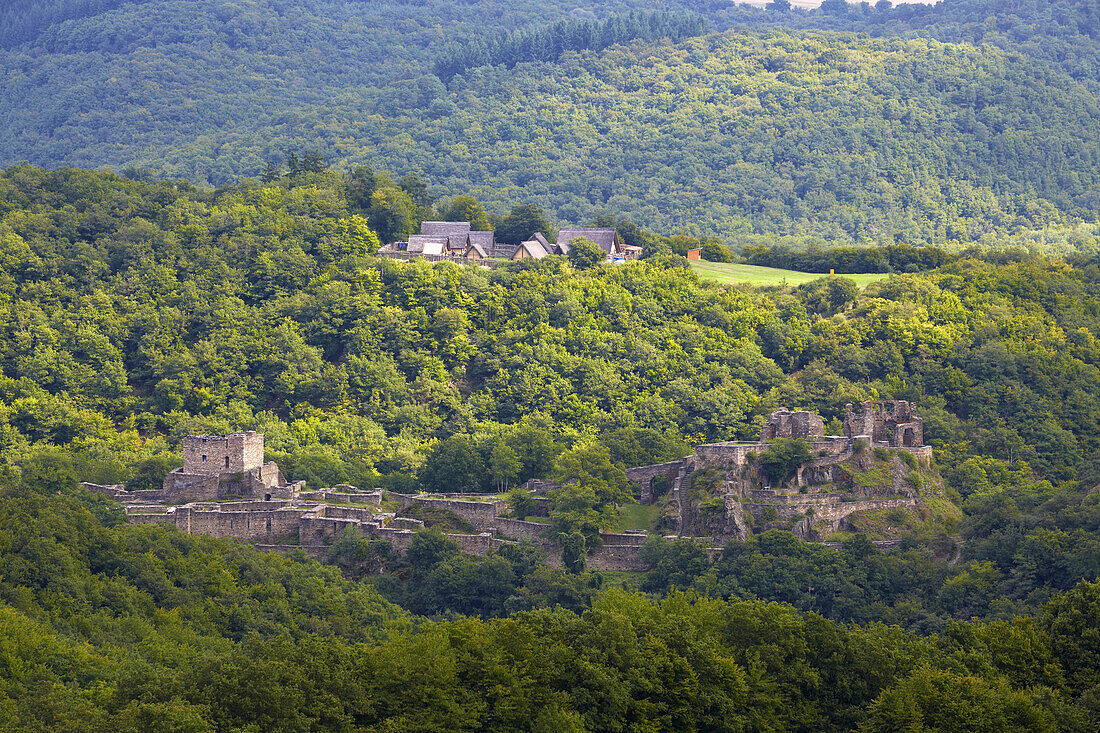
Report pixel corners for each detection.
[84,406,935,572]
[162,432,291,503]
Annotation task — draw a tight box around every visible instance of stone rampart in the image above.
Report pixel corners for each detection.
[408,496,501,529]
[316,505,378,522]
[254,544,328,560]
[625,459,689,503]
[374,527,418,553]
[598,531,648,546]
[587,545,649,571]
[447,532,493,556]
[127,512,176,525]
[694,443,758,472]
[176,505,303,542]
[494,518,553,544]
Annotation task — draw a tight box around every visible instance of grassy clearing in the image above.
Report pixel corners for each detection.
[689,261,888,288]
[614,503,659,532]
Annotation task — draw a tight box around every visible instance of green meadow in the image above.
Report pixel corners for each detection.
[689,260,889,288]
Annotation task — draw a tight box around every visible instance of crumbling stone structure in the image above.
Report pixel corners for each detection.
[844,400,924,447]
[163,432,289,502]
[760,409,825,440]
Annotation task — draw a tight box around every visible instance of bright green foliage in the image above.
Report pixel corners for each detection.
[566,236,606,270]
[0,483,1098,729]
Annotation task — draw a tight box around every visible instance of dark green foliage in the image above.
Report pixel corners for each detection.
[560,530,586,573]
[433,10,708,82]
[744,242,958,273]
[419,435,486,493]
[0,482,1099,730]
[6,4,1100,245]
[125,455,180,492]
[566,236,606,270]
[760,438,813,486]
[639,536,711,592]
[494,203,551,246]
[700,240,733,263]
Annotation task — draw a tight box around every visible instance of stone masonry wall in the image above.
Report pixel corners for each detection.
[182,432,264,475]
[694,443,758,472]
[494,518,553,544]
[174,505,303,542]
[409,496,502,530]
[625,459,688,504]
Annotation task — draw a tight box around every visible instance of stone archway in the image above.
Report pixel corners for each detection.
[901,427,915,447]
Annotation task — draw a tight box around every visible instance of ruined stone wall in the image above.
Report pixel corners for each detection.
[694,443,758,472]
[316,505,378,522]
[182,432,263,475]
[761,410,825,440]
[255,545,327,560]
[587,545,649,571]
[175,506,304,542]
[625,459,688,503]
[128,512,175,525]
[843,401,924,447]
[744,496,918,531]
[494,518,553,544]
[374,527,417,553]
[598,532,648,546]
[163,471,220,503]
[447,533,493,556]
[230,432,265,472]
[409,497,501,529]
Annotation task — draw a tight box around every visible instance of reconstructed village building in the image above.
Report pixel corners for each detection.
[378,223,637,263]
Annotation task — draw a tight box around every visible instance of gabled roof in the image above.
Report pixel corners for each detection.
[532,232,552,249]
[556,227,621,255]
[445,233,470,251]
[514,239,549,259]
[407,235,446,255]
[467,242,489,259]
[468,230,495,250]
[421,221,471,238]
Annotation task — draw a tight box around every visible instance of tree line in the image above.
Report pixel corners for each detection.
[433,10,708,83]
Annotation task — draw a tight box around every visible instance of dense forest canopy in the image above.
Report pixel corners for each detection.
[3,1,1100,727]
[0,165,1098,632]
[1,486,1098,730]
[2,0,1099,244]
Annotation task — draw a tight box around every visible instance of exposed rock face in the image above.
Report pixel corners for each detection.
[624,404,937,543]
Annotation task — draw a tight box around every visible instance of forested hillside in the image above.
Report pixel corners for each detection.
[708,0,1100,91]
[1,165,1099,624]
[2,0,1099,244]
[2,486,1099,730]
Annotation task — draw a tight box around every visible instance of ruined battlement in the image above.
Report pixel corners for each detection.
[844,400,923,448]
[182,432,264,475]
[761,409,825,440]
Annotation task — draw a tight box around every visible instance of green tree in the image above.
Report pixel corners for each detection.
[442,195,491,231]
[488,439,522,491]
[560,530,586,573]
[419,435,486,493]
[759,438,812,487]
[496,204,551,245]
[367,186,414,244]
[567,236,605,270]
